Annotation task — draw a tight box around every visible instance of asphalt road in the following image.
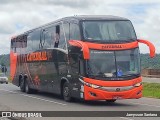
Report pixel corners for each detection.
[0,77,160,120]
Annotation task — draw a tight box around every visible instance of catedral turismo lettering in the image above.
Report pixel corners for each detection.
[27,51,48,62]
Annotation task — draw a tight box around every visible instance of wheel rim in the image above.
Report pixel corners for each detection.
[25,82,28,92]
[64,86,69,98]
[20,80,24,89]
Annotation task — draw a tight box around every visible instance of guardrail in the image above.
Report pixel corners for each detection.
[142,69,160,78]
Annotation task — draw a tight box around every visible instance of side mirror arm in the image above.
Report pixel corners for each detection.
[137,39,155,58]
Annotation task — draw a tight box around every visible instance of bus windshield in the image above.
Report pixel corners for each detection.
[82,20,137,41]
[87,48,140,79]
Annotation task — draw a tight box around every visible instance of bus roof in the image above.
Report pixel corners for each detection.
[12,15,129,39]
[64,15,129,21]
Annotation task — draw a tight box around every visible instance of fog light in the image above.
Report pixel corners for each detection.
[89,92,97,97]
[137,91,141,95]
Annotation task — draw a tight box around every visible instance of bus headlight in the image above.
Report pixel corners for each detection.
[134,82,142,87]
[90,84,101,89]
[79,78,101,89]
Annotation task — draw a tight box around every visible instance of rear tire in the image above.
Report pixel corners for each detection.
[63,82,72,102]
[25,80,33,94]
[20,79,25,92]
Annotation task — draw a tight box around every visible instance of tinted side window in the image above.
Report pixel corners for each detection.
[63,23,70,41]
[43,29,52,49]
[53,24,66,50]
[11,35,27,53]
[41,26,56,49]
[28,29,40,52]
[70,24,81,40]
[59,24,66,50]
[27,34,33,53]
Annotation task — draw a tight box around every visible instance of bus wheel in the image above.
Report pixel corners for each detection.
[106,99,116,103]
[63,82,72,102]
[20,79,25,92]
[25,80,33,94]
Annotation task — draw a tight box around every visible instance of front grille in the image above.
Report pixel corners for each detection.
[100,86,134,92]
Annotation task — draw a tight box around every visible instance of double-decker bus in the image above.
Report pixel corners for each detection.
[10,15,155,102]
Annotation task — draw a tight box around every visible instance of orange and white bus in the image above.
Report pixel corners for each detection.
[10,15,155,102]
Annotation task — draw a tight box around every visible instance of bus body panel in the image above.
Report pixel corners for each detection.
[10,15,155,101]
[11,48,69,95]
[84,85,142,100]
[10,51,18,85]
[83,77,142,100]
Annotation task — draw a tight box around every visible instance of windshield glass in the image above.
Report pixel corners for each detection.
[82,20,137,41]
[87,48,140,79]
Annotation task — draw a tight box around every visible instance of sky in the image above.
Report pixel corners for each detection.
[0,0,160,54]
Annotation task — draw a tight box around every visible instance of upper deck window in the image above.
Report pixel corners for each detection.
[11,35,27,53]
[82,20,137,42]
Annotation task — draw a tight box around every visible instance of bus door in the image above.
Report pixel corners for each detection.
[68,46,82,98]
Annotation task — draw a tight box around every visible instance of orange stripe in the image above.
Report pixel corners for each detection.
[85,41,138,50]
[137,39,155,58]
[69,40,139,59]
[10,51,17,81]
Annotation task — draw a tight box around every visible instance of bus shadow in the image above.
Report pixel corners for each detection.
[75,100,135,107]
[13,89,137,107]
[31,91,63,101]
[33,91,136,107]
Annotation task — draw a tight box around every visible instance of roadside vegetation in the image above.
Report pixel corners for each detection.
[143,82,160,99]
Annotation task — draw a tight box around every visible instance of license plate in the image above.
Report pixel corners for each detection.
[113,96,122,100]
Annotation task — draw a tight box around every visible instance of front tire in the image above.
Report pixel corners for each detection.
[106,99,116,103]
[63,82,72,102]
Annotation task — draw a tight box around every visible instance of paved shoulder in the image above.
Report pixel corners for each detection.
[142,77,160,83]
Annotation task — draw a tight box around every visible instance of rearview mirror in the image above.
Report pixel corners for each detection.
[137,39,155,58]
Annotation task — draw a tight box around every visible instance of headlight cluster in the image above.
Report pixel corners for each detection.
[79,78,101,89]
[134,82,142,87]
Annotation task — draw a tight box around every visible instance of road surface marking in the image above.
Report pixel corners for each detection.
[120,117,134,120]
[0,89,67,106]
[1,89,160,108]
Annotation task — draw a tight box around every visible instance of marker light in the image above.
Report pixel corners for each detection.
[79,78,101,89]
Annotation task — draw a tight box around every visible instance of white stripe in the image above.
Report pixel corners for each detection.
[0,89,67,106]
[120,117,134,120]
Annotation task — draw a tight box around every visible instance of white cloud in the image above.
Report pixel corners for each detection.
[134,5,160,53]
[0,34,10,54]
[0,0,160,54]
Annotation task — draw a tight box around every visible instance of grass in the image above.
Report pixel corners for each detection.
[143,82,160,99]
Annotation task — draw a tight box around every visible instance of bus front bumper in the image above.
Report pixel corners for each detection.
[84,85,142,100]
